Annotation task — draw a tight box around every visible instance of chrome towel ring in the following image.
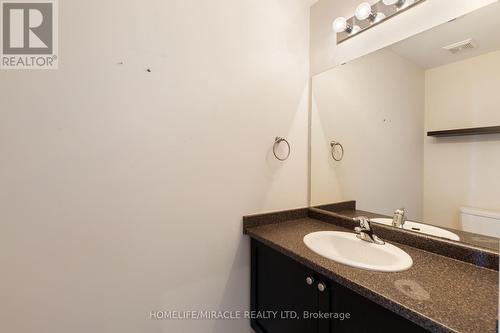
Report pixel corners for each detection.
[273,137,291,161]
[330,141,344,161]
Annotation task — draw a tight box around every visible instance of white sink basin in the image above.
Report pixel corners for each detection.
[303,231,413,272]
[370,218,460,241]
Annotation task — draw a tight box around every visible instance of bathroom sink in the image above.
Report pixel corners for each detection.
[303,231,413,272]
[370,218,460,241]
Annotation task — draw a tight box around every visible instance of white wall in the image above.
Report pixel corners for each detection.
[310,0,498,75]
[0,1,311,332]
[311,48,424,220]
[423,50,500,229]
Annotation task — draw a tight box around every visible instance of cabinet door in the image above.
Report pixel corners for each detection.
[251,239,319,333]
[319,278,429,333]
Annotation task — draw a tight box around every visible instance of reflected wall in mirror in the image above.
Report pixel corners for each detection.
[310,1,500,250]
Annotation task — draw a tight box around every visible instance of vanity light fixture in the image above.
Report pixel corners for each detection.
[333,0,425,44]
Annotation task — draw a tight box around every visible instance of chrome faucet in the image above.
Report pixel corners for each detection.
[353,216,385,245]
[392,208,407,228]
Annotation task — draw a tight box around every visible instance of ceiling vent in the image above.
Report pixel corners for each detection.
[443,38,477,54]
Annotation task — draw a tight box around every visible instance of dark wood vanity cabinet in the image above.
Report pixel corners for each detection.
[250,239,429,333]
[251,239,319,333]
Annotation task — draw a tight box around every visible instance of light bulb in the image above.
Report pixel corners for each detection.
[332,17,348,33]
[383,0,416,9]
[351,25,361,34]
[373,12,386,23]
[355,2,373,21]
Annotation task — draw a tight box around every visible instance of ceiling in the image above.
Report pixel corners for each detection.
[389,1,500,69]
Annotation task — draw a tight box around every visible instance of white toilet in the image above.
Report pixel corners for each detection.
[460,207,500,238]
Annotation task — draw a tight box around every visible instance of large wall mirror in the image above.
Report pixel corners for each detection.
[310,1,500,251]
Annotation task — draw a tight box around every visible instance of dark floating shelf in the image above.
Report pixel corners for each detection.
[427,126,500,137]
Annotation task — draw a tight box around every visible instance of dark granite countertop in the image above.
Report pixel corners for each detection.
[245,217,499,333]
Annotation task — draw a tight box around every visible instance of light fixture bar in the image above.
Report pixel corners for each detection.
[333,0,425,44]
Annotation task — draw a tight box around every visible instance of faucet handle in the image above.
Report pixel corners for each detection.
[353,216,385,245]
[353,216,372,231]
[392,208,407,228]
[394,208,406,216]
